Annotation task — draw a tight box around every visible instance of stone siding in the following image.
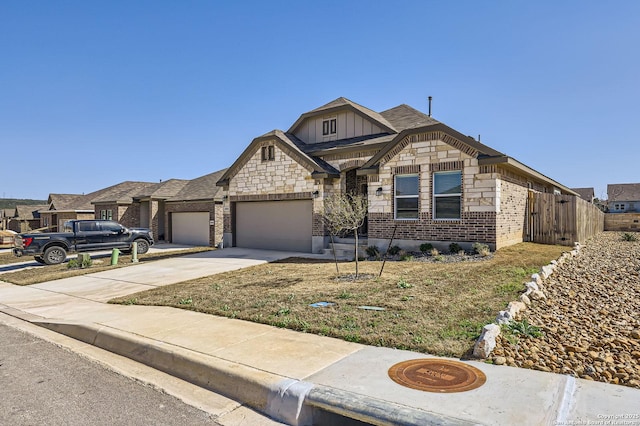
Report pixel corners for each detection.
[228,140,316,196]
[225,142,323,243]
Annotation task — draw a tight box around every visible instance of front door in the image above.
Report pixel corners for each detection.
[344,169,368,237]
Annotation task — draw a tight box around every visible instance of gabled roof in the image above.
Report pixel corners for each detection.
[361,122,505,171]
[47,194,88,211]
[379,104,440,131]
[608,183,640,202]
[90,181,158,204]
[14,205,47,219]
[571,187,595,202]
[220,97,576,195]
[287,97,397,135]
[133,179,189,200]
[167,169,228,202]
[217,130,340,186]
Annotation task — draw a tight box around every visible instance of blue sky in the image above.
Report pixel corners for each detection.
[1,1,638,200]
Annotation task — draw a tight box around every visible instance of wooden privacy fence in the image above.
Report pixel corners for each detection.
[527,192,604,246]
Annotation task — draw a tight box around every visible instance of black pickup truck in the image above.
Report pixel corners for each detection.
[13,220,154,265]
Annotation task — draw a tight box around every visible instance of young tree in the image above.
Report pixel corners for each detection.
[322,193,368,278]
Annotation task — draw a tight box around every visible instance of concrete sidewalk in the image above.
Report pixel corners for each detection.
[1,248,639,425]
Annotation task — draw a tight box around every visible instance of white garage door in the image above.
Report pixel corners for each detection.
[171,212,210,246]
[236,200,312,252]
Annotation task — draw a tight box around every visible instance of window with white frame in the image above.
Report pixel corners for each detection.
[394,174,419,219]
[100,209,113,220]
[433,171,462,219]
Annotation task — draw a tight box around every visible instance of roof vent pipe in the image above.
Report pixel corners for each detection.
[428,96,432,117]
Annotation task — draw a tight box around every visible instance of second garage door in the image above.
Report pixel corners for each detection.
[236,200,312,252]
[171,212,210,246]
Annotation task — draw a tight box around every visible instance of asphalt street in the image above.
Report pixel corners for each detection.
[0,323,221,426]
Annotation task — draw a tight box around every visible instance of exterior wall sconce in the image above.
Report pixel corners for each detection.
[376,187,383,196]
[312,190,320,198]
[222,195,228,200]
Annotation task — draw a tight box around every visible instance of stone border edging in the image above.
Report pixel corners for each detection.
[472,242,582,359]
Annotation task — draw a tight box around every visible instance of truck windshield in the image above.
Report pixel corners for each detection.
[63,222,73,232]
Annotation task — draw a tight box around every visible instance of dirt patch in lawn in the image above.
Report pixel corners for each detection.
[110,242,567,357]
[0,247,214,285]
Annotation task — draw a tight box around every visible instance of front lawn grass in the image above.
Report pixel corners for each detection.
[0,251,21,265]
[0,247,214,285]
[110,242,567,357]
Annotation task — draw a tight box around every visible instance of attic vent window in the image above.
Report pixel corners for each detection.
[322,118,337,136]
[261,145,275,161]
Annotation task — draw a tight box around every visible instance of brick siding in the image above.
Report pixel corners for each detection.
[368,211,497,244]
[495,178,529,248]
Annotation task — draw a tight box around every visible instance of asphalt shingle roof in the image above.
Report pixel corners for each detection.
[15,205,48,219]
[90,182,158,204]
[48,194,88,210]
[379,104,439,131]
[607,183,640,202]
[167,169,228,202]
[571,187,595,202]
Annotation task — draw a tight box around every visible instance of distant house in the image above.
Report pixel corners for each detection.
[7,205,48,233]
[1,209,14,230]
[607,183,640,213]
[91,179,189,241]
[571,187,594,203]
[34,171,226,247]
[39,194,96,231]
[91,171,227,246]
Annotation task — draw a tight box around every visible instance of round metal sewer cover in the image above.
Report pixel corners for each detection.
[388,359,486,393]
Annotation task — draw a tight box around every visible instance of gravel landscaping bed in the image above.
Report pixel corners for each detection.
[491,232,640,388]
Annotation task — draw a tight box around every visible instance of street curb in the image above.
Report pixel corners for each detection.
[0,306,471,426]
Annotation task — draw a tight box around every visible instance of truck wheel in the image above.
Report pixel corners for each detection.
[43,246,67,265]
[134,239,150,254]
[34,256,46,264]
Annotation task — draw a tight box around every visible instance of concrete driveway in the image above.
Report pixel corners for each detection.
[2,247,329,303]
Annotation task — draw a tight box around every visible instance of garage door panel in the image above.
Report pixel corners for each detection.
[236,201,311,252]
[172,212,210,246]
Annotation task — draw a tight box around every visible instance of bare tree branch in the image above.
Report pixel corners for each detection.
[322,193,368,278]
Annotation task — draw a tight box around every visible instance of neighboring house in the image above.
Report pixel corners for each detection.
[217,97,577,253]
[607,183,640,213]
[164,169,228,247]
[91,179,189,241]
[39,194,95,231]
[90,181,157,225]
[7,205,47,233]
[571,187,594,203]
[38,173,226,247]
[1,209,14,230]
[40,180,175,233]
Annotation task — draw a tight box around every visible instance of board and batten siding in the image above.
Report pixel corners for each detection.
[293,110,385,144]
